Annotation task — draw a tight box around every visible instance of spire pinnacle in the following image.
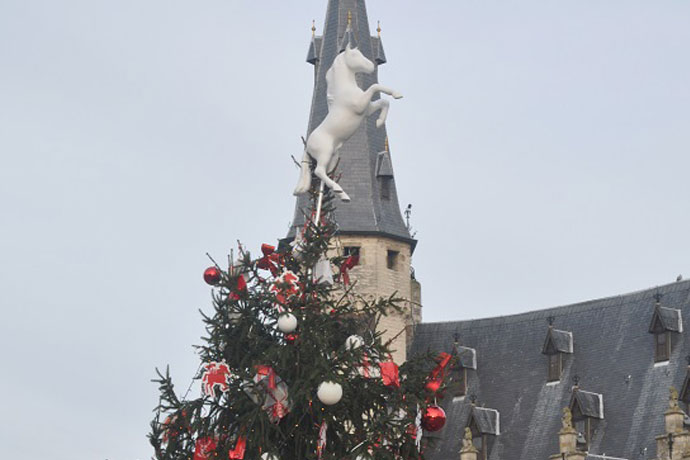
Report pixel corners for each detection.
[377,20,382,37]
[311,19,316,37]
[385,136,389,152]
[347,10,352,27]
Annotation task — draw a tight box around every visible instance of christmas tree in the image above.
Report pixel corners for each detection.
[149,190,452,460]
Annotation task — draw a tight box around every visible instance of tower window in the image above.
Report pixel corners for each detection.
[548,353,563,382]
[344,246,360,258]
[655,331,671,362]
[380,177,391,200]
[387,250,399,270]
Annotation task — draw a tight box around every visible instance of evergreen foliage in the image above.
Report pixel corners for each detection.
[150,190,440,460]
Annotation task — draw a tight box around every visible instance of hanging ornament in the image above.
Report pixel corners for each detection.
[316,421,328,460]
[201,361,231,396]
[261,453,279,460]
[193,437,218,460]
[285,333,299,344]
[228,435,247,460]
[421,405,446,432]
[345,335,364,350]
[204,267,221,285]
[357,352,380,379]
[313,255,334,284]
[270,270,300,307]
[244,365,291,423]
[380,360,400,388]
[277,312,298,333]
[161,410,189,443]
[317,381,343,405]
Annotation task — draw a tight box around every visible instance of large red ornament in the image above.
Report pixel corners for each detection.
[285,333,298,344]
[204,267,221,285]
[228,435,247,460]
[421,405,446,432]
[194,437,218,460]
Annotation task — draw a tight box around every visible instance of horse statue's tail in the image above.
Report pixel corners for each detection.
[293,150,312,196]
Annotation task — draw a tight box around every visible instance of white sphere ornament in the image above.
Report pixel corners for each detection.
[317,381,343,405]
[345,335,364,350]
[277,313,298,333]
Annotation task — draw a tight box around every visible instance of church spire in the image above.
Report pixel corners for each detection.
[289,0,412,247]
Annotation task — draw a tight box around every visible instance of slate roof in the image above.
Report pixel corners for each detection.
[410,279,690,460]
[287,0,413,246]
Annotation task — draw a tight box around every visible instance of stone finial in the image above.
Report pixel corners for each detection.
[312,20,316,37]
[562,407,573,430]
[377,20,382,37]
[670,386,680,410]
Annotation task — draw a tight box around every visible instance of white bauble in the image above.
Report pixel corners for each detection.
[261,453,279,460]
[317,381,343,405]
[345,335,364,350]
[277,313,298,333]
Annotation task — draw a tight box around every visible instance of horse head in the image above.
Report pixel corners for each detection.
[343,44,375,74]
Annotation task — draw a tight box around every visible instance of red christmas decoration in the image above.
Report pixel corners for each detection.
[229,275,248,301]
[425,352,452,393]
[201,361,231,396]
[285,333,298,344]
[204,267,221,285]
[228,435,247,460]
[257,243,282,276]
[421,405,446,432]
[270,270,300,307]
[380,361,400,388]
[194,437,218,460]
[339,254,359,285]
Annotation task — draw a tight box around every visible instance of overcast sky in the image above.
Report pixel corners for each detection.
[1,1,689,459]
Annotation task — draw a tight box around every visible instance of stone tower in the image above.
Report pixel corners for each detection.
[287,0,421,363]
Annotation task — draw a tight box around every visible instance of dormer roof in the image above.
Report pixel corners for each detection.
[542,327,574,355]
[453,344,477,370]
[468,406,500,436]
[570,389,604,420]
[649,303,683,334]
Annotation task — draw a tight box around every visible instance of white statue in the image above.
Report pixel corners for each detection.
[293,42,403,202]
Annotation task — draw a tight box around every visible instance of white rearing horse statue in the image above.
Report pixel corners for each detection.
[293,43,402,202]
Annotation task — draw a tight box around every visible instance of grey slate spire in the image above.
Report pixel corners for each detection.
[288,0,413,247]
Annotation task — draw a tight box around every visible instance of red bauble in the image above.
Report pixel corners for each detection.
[204,266,221,285]
[285,333,298,344]
[421,405,446,432]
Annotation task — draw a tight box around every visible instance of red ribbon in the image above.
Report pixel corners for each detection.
[257,244,281,276]
[229,275,247,301]
[360,353,373,378]
[228,436,247,460]
[380,361,400,388]
[425,352,452,393]
[340,255,359,285]
[255,365,277,390]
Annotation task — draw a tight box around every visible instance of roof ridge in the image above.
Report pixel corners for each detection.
[418,278,690,329]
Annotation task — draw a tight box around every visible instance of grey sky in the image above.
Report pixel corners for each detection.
[0,1,688,459]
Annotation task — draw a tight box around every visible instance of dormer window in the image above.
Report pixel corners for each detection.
[648,297,682,363]
[569,388,604,450]
[542,326,573,383]
[467,406,500,460]
[679,365,690,413]
[450,344,477,398]
[376,149,394,201]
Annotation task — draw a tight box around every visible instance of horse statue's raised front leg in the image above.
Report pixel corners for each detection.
[367,99,390,128]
